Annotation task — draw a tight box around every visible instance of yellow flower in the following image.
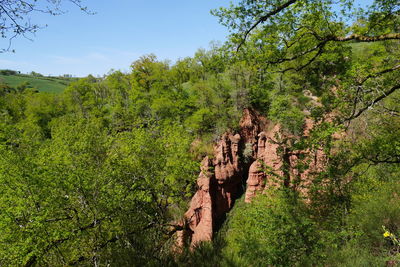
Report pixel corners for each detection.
[383,231,391,238]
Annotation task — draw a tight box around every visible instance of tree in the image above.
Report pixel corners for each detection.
[212,0,400,123]
[224,190,319,266]
[0,97,199,266]
[0,0,90,52]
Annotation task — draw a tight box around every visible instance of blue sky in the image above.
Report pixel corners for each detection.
[0,0,235,77]
[0,0,373,77]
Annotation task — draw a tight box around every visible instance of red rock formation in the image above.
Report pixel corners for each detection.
[212,133,239,220]
[245,126,283,202]
[245,160,266,202]
[184,157,214,245]
[244,118,328,203]
[239,108,267,144]
[179,132,248,247]
[178,108,328,246]
[178,109,264,247]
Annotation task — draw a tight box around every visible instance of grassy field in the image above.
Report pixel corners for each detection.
[0,73,78,93]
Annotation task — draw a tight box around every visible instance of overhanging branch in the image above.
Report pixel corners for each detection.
[237,0,298,51]
[344,83,400,122]
[332,33,400,42]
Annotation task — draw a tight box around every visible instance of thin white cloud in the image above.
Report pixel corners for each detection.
[86,46,140,58]
[50,49,136,66]
[13,48,141,76]
[0,59,37,69]
[51,55,85,65]
[87,52,110,62]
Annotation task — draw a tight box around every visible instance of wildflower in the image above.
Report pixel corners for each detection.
[383,231,391,238]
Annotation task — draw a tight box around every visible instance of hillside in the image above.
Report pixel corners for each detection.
[0,71,77,93]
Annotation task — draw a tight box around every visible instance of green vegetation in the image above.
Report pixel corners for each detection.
[223,191,319,266]
[0,71,77,93]
[0,0,399,266]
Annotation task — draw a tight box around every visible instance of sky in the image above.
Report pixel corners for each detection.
[0,0,236,77]
[0,0,373,77]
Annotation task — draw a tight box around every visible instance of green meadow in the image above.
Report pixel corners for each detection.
[0,73,77,93]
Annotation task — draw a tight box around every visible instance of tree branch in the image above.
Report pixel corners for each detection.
[332,33,400,42]
[278,40,327,73]
[1,0,92,52]
[237,0,298,51]
[370,158,400,164]
[344,83,400,122]
[360,64,400,85]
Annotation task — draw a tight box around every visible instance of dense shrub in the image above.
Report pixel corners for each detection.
[223,190,320,266]
[351,182,400,252]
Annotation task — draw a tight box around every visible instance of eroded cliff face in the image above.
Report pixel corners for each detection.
[244,118,327,203]
[245,125,281,203]
[178,108,327,247]
[182,131,250,246]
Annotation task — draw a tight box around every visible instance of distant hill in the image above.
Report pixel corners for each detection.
[0,70,78,93]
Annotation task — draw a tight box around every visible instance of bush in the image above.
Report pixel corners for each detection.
[268,95,305,136]
[223,190,319,266]
[350,182,400,252]
[0,69,18,75]
[322,182,400,266]
[324,241,386,267]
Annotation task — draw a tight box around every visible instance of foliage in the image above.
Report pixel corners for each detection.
[0,48,253,265]
[350,182,400,251]
[0,110,199,265]
[323,241,387,267]
[223,191,319,266]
